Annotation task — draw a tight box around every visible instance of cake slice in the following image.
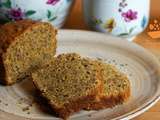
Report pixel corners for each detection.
[32,53,103,119]
[0,20,57,85]
[86,61,131,110]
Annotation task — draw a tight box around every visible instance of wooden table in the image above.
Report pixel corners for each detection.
[64,0,160,119]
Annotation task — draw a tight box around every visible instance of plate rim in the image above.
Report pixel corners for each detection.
[0,29,160,120]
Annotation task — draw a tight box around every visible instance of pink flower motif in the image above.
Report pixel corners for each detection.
[8,8,24,21]
[46,0,60,5]
[122,9,138,22]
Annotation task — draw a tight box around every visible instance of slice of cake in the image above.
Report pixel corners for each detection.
[0,20,57,85]
[32,53,103,119]
[86,61,131,110]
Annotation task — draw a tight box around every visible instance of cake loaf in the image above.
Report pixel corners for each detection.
[0,20,57,85]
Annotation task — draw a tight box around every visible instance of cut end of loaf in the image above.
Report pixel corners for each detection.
[0,20,57,85]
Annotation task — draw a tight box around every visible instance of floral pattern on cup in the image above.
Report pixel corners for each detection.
[90,14,147,37]
[0,0,38,22]
[0,0,73,28]
[118,0,128,12]
[118,0,138,23]
[84,0,149,38]
[121,9,138,22]
[104,18,116,32]
[46,0,60,5]
[47,10,57,22]
[8,8,25,20]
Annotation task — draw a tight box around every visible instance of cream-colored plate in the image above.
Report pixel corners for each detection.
[0,30,160,120]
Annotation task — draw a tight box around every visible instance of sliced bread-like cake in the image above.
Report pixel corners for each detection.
[32,53,103,119]
[86,61,131,110]
[0,20,57,85]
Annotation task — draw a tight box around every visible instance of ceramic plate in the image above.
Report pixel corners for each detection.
[0,30,160,120]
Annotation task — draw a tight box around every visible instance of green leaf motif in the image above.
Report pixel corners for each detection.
[2,0,11,8]
[25,10,36,17]
[129,26,136,34]
[47,10,52,19]
[118,26,137,36]
[118,33,129,36]
[49,16,57,21]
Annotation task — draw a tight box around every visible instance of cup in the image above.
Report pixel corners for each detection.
[83,0,150,41]
[0,0,74,28]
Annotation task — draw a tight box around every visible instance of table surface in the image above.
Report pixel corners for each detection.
[64,0,160,119]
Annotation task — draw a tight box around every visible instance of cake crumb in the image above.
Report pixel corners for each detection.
[22,106,30,111]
